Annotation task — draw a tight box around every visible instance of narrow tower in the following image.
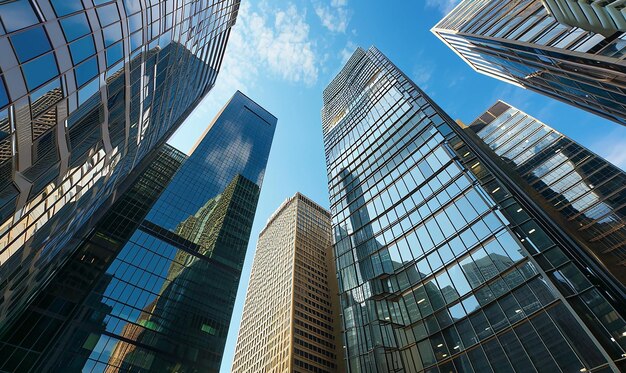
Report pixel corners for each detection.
[233,193,344,373]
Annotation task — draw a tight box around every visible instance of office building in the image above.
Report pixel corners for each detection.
[431,0,626,126]
[0,0,240,331]
[467,100,626,290]
[322,46,626,372]
[232,193,344,373]
[0,91,276,372]
[541,1,626,35]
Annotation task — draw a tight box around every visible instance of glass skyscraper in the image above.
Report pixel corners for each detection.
[233,193,344,373]
[466,100,626,293]
[431,0,626,126]
[0,91,276,372]
[322,46,626,372]
[0,0,239,333]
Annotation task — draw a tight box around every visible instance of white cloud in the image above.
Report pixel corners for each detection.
[314,0,351,33]
[425,0,461,15]
[251,4,318,84]
[168,2,318,153]
[340,40,357,64]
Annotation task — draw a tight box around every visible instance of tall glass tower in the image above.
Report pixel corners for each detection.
[431,0,626,126]
[0,91,276,372]
[322,46,626,372]
[0,0,240,331]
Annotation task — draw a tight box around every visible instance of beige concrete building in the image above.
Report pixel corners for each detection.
[232,193,344,373]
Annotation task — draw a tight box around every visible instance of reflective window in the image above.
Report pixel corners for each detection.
[50,0,83,16]
[78,78,99,105]
[11,26,51,63]
[60,13,91,42]
[106,42,124,67]
[103,23,122,47]
[74,57,98,87]
[69,36,96,64]
[22,53,58,90]
[0,77,9,109]
[97,4,120,26]
[0,0,39,32]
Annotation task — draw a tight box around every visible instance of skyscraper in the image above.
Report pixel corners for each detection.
[466,100,626,291]
[322,46,626,372]
[541,1,626,35]
[0,91,276,372]
[232,193,344,373]
[0,0,239,331]
[431,0,626,126]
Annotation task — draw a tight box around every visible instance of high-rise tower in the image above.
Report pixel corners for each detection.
[232,193,344,373]
[0,0,240,331]
[0,91,276,372]
[322,46,626,372]
[432,0,626,126]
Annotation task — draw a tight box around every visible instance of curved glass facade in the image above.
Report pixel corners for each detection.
[322,46,626,372]
[0,0,239,335]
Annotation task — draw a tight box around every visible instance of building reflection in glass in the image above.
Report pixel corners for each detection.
[468,100,626,290]
[0,92,276,372]
[0,0,240,334]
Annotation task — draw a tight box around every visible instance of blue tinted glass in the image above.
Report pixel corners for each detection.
[97,4,120,26]
[69,36,95,64]
[50,0,83,16]
[0,0,38,32]
[106,42,123,67]
[103,23,122,47]
[60,13,91,42]
[0,78,8,108]
[22,53,59,90]
[11,26,51,63]
[75,57,98,87]
[78,78,99,105]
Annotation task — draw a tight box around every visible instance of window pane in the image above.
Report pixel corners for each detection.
[22,53,59,90]
[97,4,120,26]
[70,36,96,64]
[106,42,124,67]
[0,78,9,108]
[75,57,99,87]
[51,0,83,16]
[0,0,39,32]
[60,13,91,42]
[11,26,51,63]
[103,23,122,47]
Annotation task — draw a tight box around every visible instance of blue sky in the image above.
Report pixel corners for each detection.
[167,1,626,371]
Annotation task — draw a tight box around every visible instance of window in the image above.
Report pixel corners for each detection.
[69,36,96,64]
[0,0,39,32]
[60,13,91,42]
[22,53,59,91]
[51,0,83,16]
[11,26,51,63]
[75,57,99,87]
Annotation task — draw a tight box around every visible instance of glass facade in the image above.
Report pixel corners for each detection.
[0,91,276,372]
[0,0,240,334]
[468,100,626,293]
[432,0,626,126]
[322,46,626,372]
[233,193,344,373]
